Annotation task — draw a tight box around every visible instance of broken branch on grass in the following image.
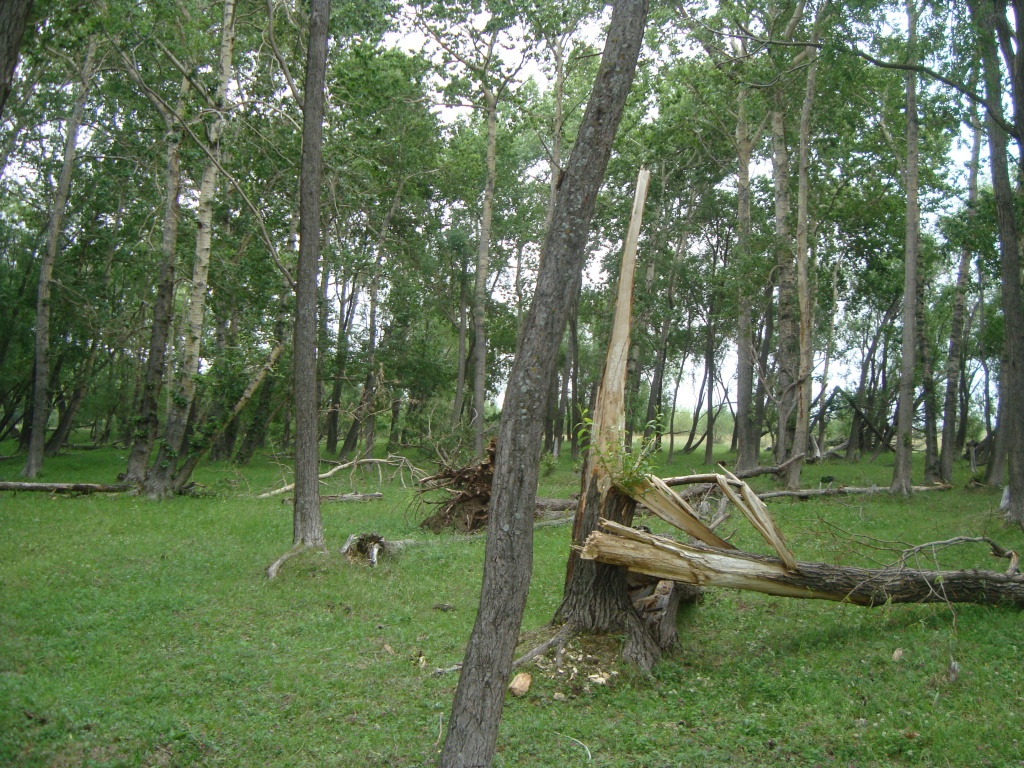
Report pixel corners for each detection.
[266,543,323,579]
[258,455,424,498]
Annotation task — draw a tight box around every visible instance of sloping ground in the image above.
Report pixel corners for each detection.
[1,443,1023,767]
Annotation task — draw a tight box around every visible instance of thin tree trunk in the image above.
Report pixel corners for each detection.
[23,38,96,479]
[940,112,980,482]
[734,82,758,471]
[891,2,920,496]
[702,317,717,466]
[772,98,798,466]
[815,261,839,448]
[786,21,820,490]
[439,4,647,763]
[471,91,498,458]
[451,276,468,427]
[145,2,236,497]
[126,93,190,477]
[290,0,330,546]
[917,278,940,483]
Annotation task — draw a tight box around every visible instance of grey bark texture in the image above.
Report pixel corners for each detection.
[891,2,920,496]
[23,38,96,479]
[0,0,33,119]
[291,0,331,546]
[438,2,648,765]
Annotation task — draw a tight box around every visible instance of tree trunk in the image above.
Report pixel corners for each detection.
[891,2,920,496]
[917,279,940,483]
[786,25,820,491]
[123,75,189,482]
[290,0,330,546]
[702,316,717,466]
[327,276,357,454]
[0,0,33,120]
[972,0,1024,524]
[734,84,759,471]
[471,91,498,458]
[771,97,798,466]
[451,274,469,427]
[144,2,236,497]
[439,4,647,763]
[940,112,980,483]
[555,169,653,656]
[23,38,96,479]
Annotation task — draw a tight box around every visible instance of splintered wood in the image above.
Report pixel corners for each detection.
[584,472,1024,609]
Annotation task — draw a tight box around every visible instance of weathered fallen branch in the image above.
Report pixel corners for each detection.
[266,543,325,579]
[759,483,952,500]
[582,520,1024,608]
[317,493,382,505]
[0,481,129,494]
[258,455,423,498]
[729,453,805,480]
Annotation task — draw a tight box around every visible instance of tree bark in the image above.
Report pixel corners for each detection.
[734,82,759,471]
[771,96,798,465]
[123,73,188,482]
[891,2,920,496]
[291,0,330,546]
[471,91,498,458]
[23,38,96,479]
[971,0,1024,525]
[439,4,648,764]
[144,1,236,497]
[0,0,33,120]
[786,22,820,491]
[940,111,980,483]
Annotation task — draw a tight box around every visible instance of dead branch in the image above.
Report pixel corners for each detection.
[258,455,424,498]
[727,452,804,479]
[896,536,1019,575]
[266,543,325,579]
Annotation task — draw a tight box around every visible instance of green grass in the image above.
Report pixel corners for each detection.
[2,443,1023,767]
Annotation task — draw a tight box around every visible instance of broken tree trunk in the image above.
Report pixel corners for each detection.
[554,169,669,671]
[582,520,1024,608]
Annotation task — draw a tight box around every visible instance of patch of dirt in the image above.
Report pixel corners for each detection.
[514,631,623,697]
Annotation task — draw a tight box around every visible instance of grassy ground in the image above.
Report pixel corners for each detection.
[1,442,1022,767]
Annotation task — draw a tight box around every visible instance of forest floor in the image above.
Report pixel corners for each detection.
[1,439,1023,767]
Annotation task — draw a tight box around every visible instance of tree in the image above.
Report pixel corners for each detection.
[439,1,648,764]
[292,0,332,550]
[891,0,921,496]
[0,0,34,119]
[23,36,98,478]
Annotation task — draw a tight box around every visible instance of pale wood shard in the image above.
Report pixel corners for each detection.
[718,466,798,571]
[582,520,1024,608]
[508,672,532,697]
[633,475,733,550]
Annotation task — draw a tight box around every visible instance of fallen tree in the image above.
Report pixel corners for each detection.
[0,481,128,494]
[582,519,1024,608]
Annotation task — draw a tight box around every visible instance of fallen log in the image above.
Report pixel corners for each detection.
[759,483,952,500]
[581,520,1024,608]
[0,481,128,494]
[319,493,385,505]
